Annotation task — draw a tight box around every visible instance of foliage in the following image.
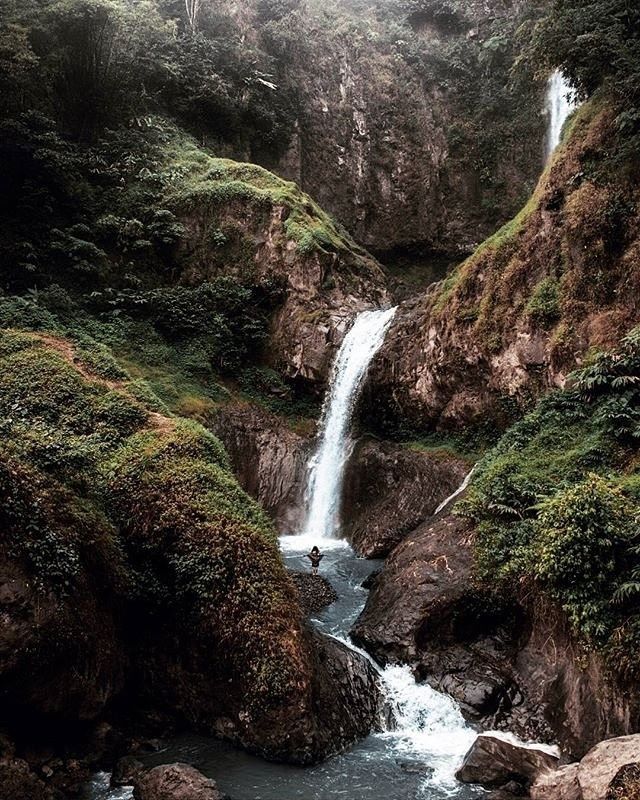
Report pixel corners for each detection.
[460,331,640,677]
[0,326,307,712]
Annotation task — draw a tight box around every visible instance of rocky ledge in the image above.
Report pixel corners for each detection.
[352,513,640,756]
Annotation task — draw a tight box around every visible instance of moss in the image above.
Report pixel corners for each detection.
[526,277,561,326]
[0,327,307,714]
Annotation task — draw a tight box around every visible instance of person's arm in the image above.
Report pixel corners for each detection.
[306,553,312,561]
[318,554,324,561]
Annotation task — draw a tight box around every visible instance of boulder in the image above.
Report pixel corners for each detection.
[111,755,145,787]
[133,763,222,800]
[529,764,581,800]
[303,629,383,760]
[531,734,640,800]
[342,438,469,557]
[0,756,64,800]
[289,571,338,614]
[456,734,559,789]
[578,735,640,800]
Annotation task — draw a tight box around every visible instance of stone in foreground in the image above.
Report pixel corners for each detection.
[133,763,222,800]
[456,733,559,789]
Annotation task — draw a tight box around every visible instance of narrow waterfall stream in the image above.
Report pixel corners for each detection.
[277,308,479,798]
[302,307,398,544]
[545,70,577,160]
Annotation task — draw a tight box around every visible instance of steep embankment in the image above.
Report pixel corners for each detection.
[0,329,381,798]
[369,95,640,432]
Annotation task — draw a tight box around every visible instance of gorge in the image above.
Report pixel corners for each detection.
[1,1,640,799]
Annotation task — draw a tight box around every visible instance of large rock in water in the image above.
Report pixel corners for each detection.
[133,763,222,800]
[456,733,559,789]
[351,514,536,735]
[341,438,469,557]
[289,572,338,615]
[531,734,640,800]
[352,511,640,754]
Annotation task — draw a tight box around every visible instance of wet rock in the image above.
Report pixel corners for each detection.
[304,629,382,761]
[133,763,222,800]
[210,404,310,533]
[342,438,469,557]
[531,734,640,800]
[456,734,559,789]
[361,569,381,590]
[0,756,64,800]
[351,514,528,739]
[111,756,145,787]
[289,571,338,614]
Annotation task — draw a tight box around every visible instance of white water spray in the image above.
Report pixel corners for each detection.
[302,307,397,544]
[545,70,577,160]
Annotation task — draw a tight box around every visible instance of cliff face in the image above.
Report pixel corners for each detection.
[368,96,640,432]
[220,0,547,253]
[167,146,389,389]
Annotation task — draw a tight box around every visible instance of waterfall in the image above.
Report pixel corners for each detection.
[545,70,577,160]
[301,307,397,543]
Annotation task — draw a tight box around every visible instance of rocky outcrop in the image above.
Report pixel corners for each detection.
[457,734,559,790]
[531,734,640,800]
[351,514,538,734]
[211,403,310,532]
[352,512,640,756]
[289,572,338,615]
[173,162,389,390]
[368,98,640,431]
[342,438,468,556]
[133,763,222,800]
[304,630,382,760]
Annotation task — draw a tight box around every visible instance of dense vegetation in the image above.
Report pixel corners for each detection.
[0,326,304,712]
[460,330,640,680]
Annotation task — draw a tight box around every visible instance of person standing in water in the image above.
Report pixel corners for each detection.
[307,546,324,575]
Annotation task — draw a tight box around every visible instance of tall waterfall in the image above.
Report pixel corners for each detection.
[545,70,577,160]
[302,307,397,542]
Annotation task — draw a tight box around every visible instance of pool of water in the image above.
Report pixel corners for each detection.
[84,538,484,800]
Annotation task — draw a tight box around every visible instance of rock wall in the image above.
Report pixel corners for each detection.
[367,97,640,431]
[342,438,469,556]
[210,403,310,533]
[237,0,548,253]
[212,402,469,554]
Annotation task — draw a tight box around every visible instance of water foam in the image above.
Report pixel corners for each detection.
[302,307,397,540]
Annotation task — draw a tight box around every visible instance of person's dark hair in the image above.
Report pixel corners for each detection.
[311,546,319,553]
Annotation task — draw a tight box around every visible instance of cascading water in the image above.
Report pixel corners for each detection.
[545,70,577,160]
[281,306,479,797]
[301,307,397,544]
